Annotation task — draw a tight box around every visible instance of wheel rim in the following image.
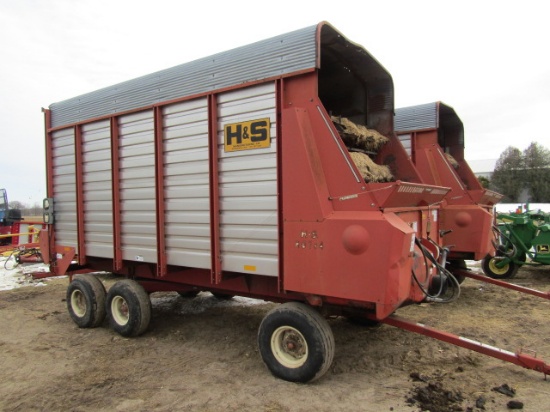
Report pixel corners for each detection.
[488,258,510,275]
[111,295,130,326]
[271,326,308,368]
[70,290,87,317]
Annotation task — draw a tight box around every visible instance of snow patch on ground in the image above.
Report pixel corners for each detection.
[0,256,54,291]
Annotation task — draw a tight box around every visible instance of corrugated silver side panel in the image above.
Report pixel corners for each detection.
[163,97,211,269]
[398,133,412,156]
[118,111,157,263]
[50,25,318,128]
[51,127,78,252]
[81,120,113,258]
[218,82,278,277]
[394,102,438,132]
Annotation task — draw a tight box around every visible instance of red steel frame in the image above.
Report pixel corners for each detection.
[382,315,550,376]
[454,268,550,301]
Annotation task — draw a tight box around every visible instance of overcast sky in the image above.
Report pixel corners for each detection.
[1,0,548,205]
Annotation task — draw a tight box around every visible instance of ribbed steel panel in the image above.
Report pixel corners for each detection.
[163,97,211,269]
[49,25,318,128]
[82,120,113,258]
[51,127,78,252]
[118,110,157,263]
[394,102,438,132]
[395,102,464,148]
[218,82,278,277]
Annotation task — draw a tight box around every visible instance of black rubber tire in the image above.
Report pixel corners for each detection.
[66,274,107,328]
[106,279,151,337]
[481,254,519,279]
[258,302,335,383]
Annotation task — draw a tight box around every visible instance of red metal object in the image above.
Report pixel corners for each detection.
[395,102,503,261]
[43,64,450,318]
[41,22,547,380]
[40,228,74,275]
[0,222,45,251]
[0,242,40,254]
[454,268,550,301]
[382,315,550,377]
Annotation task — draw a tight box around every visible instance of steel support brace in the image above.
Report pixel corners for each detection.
[382,315,550,377]
[454,269,550,300]
[154,106,167,277]
[208,94,222,284]
[110,116,123,272]
[74,125,86,265]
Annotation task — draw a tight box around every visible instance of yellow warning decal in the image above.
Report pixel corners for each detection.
[244,265,257,272]
[224,118,271,152]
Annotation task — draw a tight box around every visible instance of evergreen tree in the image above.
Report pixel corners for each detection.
[490,142,550,202]
[477,176,490,189]
[523,142,550,202]
[490,146,524,201]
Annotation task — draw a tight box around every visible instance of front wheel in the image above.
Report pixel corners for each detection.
[66,274,107,328]
[258,302,335,383]
[106,279,151,337]
[481,254,519,279]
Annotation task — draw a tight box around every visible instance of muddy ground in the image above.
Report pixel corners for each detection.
[1,264,549,412]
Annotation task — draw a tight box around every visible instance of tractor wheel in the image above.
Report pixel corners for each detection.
[66,274,107,328]
[106,279,151,337]
[481,254,519,279]
[258,302,335,383]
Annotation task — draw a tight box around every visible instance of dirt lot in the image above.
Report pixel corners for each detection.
[1,264,549,412]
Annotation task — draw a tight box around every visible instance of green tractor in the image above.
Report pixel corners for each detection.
[482,209,550,279]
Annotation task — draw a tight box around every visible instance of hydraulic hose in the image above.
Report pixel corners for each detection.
[412,237,461,303]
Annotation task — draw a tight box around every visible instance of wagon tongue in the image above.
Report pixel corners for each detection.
[382,315,550,377]
[370,181,450,209]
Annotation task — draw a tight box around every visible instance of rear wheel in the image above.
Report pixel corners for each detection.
[106,279,151,337]
[258,302,335,383]
[66,274,106,328]
[482,254,519,279]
